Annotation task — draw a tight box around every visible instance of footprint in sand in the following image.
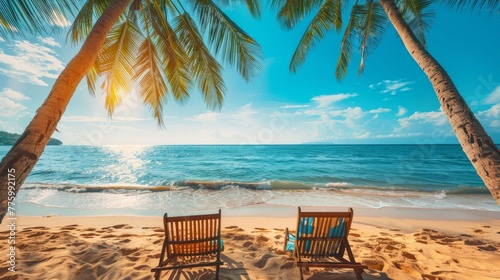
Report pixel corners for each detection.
[27,232,46,238]
[256,235,269,244]
[134,265,150,271]
[478,245,497,251]
[60,225,79,230]
[121,248,140,256]
[118,233,137,238]
[103,224,132,230]
[253,253,273,268]
[242,241,253,248]
[464,239,485,246]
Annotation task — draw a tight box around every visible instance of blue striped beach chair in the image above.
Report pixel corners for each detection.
[284,207,367,280]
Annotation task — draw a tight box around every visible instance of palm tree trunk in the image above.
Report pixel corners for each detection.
[0,0,133,223]
[378,0,500,205]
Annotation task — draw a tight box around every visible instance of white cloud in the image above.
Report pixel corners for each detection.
[189,103,258,125]
[311,93,357,108]
[0,39,65,86]
[370,79,414,95]
[190,112,220,122]
[490,120,500,128]
[61,115,152,122]
[37,37,61,48]
[478,104,500,118]
[279,104,310,109]
[0,88,30,101]
[484,86,500,104]
[49,11,71,27]
[478,104,500,128]
[398,110,447,129]
[0,97,27,116]
[396,106,408,116]
[478,104,500,127]
[369,108,391,114]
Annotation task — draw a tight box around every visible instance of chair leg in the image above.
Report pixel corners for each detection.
[215,264,220,280]
[154,270,161,280]
[299,266,304,280]
[354,268,363,280]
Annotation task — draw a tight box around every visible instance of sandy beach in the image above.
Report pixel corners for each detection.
[1,206,499,280]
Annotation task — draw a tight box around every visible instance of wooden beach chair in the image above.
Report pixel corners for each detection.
[284,207,367,280]
[151,209,223,279]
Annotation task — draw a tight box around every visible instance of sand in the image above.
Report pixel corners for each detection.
[1,206,499,280]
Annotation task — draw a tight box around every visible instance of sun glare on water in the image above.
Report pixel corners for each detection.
[100,145,148,185]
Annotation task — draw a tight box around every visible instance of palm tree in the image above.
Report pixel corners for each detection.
[272,0,500,205]
[0,0,262,223]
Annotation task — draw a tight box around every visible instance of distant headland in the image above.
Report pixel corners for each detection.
[0,131,62,145]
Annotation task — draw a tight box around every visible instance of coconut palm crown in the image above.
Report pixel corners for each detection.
[70,0,262,126]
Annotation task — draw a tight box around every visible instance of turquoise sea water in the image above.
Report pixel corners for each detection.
[1,145,498,214]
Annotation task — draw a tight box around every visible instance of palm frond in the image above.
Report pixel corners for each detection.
[175,13,225,110]
[188,0,263,81]
[217,0,261,18]
[134,37,168,127]
[86,61,99,96]
[98,19,144,115]
[0,0,79,39]
[145,1,192,102]
[336,3,362,81]
[357,0,388,75]
[244,0,261,18]
[398,0,434,48]
[67,0,118,44]
[271,0,327,29]
[442,0,500,14]
[289,0,343,73]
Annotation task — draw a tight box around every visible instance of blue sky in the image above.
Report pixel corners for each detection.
[0,3,499,145]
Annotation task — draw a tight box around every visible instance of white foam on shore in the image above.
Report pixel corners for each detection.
[14,186,500,217]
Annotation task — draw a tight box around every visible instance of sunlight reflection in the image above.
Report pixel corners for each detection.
[100,145,149,184]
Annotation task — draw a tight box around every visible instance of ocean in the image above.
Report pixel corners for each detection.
[1,144,498,215]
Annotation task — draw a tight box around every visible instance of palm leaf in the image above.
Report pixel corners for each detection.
[67,0,117,44]
[442,0,500,14]
[336,3,363,80]
[175,13,225,110]
[187,0,262,81]
[98,18,144,115]
[289,0,343,73]
[271,0,327,29]
[144,1,192,102]
[134,37,168,127]
[357,0,388,75]
[217,0,261,18]
[86,61,99,97]
[0,0,79,39]
[398,0,434,48]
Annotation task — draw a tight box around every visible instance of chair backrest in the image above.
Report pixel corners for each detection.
[163,209,222,258]
[295,207,354,258]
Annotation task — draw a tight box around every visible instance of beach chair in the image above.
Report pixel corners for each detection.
[151,209,224,279]
[284,207,367,280]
